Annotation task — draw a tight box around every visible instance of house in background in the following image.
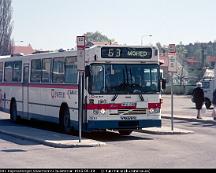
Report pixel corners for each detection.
[86,41,118,48]
[13,44,35,55]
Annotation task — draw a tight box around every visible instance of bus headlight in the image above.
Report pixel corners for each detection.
[93,109,106,115]
[149,108,160,114]
[93,109,99,115]
[100,109,106,114]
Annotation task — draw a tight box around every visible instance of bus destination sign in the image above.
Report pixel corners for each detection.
[101,47,152,59]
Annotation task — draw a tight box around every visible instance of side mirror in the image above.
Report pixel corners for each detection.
[85,65,90,77]
[161,78,166,90]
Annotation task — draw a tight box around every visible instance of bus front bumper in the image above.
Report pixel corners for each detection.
[87,119,161,131]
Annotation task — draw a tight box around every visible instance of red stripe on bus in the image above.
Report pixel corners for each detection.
[86,104,136,110]
[0,83,78,89]
[28,84,78,89]
[148,103,161,109]
[0,83,23,87]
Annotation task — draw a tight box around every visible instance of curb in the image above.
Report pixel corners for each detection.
[137,127,194,135]
[162,115,216,124]
[0,129,106,148]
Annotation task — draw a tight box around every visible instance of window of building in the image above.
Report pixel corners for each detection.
[65,57,77,84]
[52,57,64,83]
[31,59,42,83]
[42,58,52,83]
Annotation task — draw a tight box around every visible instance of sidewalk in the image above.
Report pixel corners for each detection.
[162,113,216,123]
[139,126,194,135]
[139,94,216,135]
[0,124,106,148]
[139,114,216,135]
[0,112,105,148]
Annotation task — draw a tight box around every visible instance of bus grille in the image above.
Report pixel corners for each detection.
[110,109,146,115]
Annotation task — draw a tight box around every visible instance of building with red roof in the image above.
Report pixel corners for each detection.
[13,44,35,55]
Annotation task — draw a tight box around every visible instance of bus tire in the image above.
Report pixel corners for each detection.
[205,98,211,109]
[59,104,71,133]
[10,99,18,122]
[118,130,133,136]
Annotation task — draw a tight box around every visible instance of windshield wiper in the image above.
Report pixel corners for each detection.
[139,94,144,101]
[111,94,118,102]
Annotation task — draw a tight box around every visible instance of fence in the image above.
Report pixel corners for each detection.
[163,85,196,95]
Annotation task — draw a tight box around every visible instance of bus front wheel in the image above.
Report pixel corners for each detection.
[118,130,133,136]
[59,105,71,133]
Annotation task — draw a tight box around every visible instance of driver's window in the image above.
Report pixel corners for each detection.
[90,65,104,93]
[144,69,151,87]
[151,68,158,91]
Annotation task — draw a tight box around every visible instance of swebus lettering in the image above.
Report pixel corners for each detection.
[67,90,77,99]
[51,89,65,99]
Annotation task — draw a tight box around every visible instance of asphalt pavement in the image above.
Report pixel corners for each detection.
[1,110,216,148]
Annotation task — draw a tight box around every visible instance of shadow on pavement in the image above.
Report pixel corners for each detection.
[16,119,155,142]
[0,131,40,146]
[84,131,154,142]
[0,118,153,144]
[0,119,18,126]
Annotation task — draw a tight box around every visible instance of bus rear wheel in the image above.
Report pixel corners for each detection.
[118,130,133,136]
[10,100,17,122]
[59,106,71,133]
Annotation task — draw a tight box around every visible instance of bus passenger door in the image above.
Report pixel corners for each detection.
[22,64,29,119]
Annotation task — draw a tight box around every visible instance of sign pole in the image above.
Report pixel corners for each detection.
[168,44,176,131]
[78,71,84,142]
[171,72,174,131]
[77,36,86,143]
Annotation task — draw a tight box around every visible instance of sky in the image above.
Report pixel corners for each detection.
[12,0,216,50]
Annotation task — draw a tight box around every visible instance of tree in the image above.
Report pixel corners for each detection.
[176,42,188,85]
[84,31,114,43]
[0,0,13,56]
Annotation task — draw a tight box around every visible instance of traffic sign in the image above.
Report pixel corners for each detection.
[76,36,85,71]
[77,36,85,50]
[168,55,177,73]
[168,44,176,54]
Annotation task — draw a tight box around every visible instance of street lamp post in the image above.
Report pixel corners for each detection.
[141,34,152,46]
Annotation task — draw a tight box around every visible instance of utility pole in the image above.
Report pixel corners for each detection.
[77,36,86,143]
[200,43,206,81]
[141,34,152,46]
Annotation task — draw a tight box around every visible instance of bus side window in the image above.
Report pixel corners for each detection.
[4,62,13,82]
[42,58,52,83]
[4,61,22,83]
[13,61,22,82]
[31,59,42,83]
[65,57,77,84]
[52,57,64,83]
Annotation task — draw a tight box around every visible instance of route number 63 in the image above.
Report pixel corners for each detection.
[108,48,121,57]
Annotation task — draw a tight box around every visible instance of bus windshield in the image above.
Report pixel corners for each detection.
[89,64,160,94]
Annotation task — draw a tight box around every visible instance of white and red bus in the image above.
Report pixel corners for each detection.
[0,45,165,135]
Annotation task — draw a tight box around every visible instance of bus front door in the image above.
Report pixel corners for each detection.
[22,64,29,119]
